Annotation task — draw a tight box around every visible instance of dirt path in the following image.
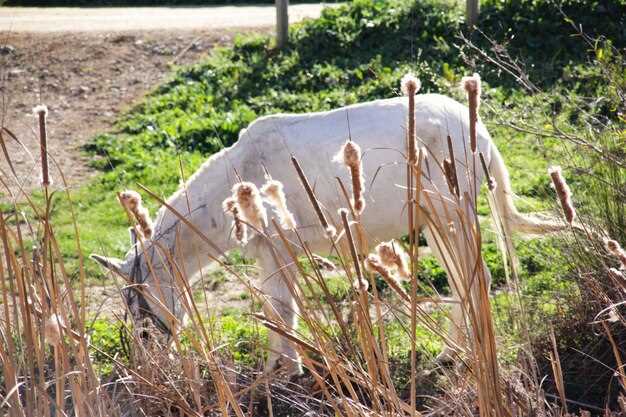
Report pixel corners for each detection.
[0,6,330,200]
[0,4,329,32]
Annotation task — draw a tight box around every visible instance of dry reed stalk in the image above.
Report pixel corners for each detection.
[548,166,576,225]
[291,156,336,238]
[602,321,626,392]
[461,73,481,154]
[339,208,367,291]
[261,179,297,229]
[549,329,568,414]
[479,152,496,191]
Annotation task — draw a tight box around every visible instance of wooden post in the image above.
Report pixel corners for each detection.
[466,0,479,27]
[276,0,289,49]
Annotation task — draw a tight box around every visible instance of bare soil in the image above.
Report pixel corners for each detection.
[0,29,262,199]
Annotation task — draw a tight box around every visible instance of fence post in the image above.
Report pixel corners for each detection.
[276,0,289,49]
[466,0,479,27]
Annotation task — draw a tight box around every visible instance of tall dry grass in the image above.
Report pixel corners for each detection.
[0,72,623,417]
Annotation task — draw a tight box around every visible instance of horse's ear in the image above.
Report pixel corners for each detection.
[90,254,123,275]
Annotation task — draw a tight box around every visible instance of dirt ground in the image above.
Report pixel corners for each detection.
[0,29,262,199]
[0,5,330,200]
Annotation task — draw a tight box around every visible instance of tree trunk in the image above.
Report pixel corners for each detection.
[466,0,479,27]
[276,0,289,49]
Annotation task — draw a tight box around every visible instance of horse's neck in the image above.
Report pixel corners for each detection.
[148,146,242,277]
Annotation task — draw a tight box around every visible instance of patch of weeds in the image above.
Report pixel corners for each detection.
[88,318,126,375]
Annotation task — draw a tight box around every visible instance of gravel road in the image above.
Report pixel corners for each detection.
[0,4,331,33]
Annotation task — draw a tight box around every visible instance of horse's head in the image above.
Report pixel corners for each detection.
[91,229,177,338]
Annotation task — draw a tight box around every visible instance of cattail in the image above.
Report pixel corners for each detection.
[461,73,481,153]
[605,239,626,269]
[479,152,497,191]
[401,73,421,165]
[445,135,460,197]
[261,180,296,229]
[223,197,248,244]
[400,73,421,97]
[233,182,267,230]
[312,254,336,272]
[443,159,458,196]
[291,156,336,239]
[376,240,410,279]
[339,208,367,290]
[33,105,51,186]
[548,166,576,225]
[44,314,65,346]
[334,141,365,215]
[364,254,408,301]
[119,190,154,239]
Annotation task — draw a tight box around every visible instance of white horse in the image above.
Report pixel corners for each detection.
[93,93,567,374]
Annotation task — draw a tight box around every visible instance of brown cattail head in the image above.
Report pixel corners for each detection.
[44,313,64,346]
[261,180,296,229]
[376,240,410,279]
[33,105,50,186]
[479,152,497,191]
[400,73,421,96]
[401,74,421,166]
[223,196,248,244]
[233,182,267,231]
[605,239,626,269]
[461,73,481,153]
[334,141,361,167]
[312,254,336,272]
[119,190,154,239]
[335,141,365,215]
[443,158,459,197]
[548,166,576,225]
[364,254,406,299]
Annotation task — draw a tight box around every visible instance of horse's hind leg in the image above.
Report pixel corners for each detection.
[424,223,493,363]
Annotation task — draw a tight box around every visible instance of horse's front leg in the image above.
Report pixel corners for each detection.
[254,240,302,376]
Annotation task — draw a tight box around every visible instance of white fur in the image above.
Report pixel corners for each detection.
[96,94,566,373]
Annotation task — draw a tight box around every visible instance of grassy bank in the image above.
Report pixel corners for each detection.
[30,0,621,281]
